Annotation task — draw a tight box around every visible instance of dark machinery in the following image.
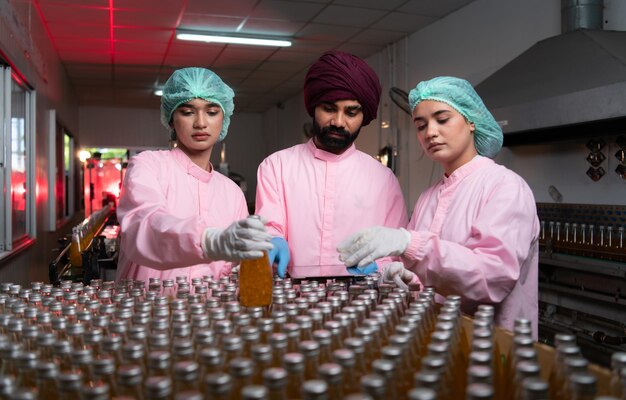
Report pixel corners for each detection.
[537,202,626,367]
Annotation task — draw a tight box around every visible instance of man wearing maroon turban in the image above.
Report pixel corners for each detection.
[254,50,409,279]
[304,50,381,127]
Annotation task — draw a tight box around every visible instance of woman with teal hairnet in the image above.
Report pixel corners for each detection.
[338,76,540,335]
[116,67,273,284]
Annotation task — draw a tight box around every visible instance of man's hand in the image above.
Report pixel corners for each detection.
[268,237,290,278]
[338,226,411,267]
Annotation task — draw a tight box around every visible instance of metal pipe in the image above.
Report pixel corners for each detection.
[561,0,604,33]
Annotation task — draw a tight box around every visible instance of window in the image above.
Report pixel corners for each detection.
[47,111,78,231]
[64,131,75,219]
[1,65,36,254]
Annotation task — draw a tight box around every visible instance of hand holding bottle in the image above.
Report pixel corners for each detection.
[202,216,273,261]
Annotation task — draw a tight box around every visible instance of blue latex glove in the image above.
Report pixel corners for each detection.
[268,237,290,278]
[346,262,378,275]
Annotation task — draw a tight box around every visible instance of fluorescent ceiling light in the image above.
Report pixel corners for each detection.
[177,30,291,47]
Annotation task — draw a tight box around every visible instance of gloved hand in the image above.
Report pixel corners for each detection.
[346,262,378,275]
[338,226,411,268]
[268,237,290,278]
[383,262,417,290]
[202,217,274,262]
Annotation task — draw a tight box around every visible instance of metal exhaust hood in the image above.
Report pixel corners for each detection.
[475,1,626,143]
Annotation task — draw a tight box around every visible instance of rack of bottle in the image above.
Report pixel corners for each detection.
[537,203,626,262]
[536,202,626,368]
[0,275,619,399]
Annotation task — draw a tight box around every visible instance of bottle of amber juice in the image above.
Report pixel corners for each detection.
[239,216,273,307]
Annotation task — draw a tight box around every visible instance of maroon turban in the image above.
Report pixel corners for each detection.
[304,50,382,126]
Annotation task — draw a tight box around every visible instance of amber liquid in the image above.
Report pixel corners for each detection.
[239,252,273,307]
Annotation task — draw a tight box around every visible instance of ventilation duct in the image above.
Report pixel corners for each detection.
[475,0,626,143]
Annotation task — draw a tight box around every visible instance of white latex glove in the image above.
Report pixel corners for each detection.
[383,262,416,290]
[202,217,273,262]
[338,226,411,268]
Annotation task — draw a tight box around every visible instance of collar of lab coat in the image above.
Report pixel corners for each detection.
[442,155,493,187]
[306,138,357,162]
[171,147,214,183]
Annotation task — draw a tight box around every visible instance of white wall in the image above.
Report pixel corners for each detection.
[605,0,626,30]
[79,107,168,149]
[262,0,626,215]
[499,137,626,203]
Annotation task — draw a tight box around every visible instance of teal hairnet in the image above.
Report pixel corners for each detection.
[160,67,235,142]
[408,76,503,158]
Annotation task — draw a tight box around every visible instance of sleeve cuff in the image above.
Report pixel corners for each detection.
[402,230,430,261]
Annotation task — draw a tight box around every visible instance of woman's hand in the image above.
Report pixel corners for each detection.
[383,262,417,290]
[202,217,273,261]
[338,226,411,267]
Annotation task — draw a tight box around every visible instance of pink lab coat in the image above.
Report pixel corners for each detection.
[402,156,539,335]
[255,139,409,277]
[116,147,248,283]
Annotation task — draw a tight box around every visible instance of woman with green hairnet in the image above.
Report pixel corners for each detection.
[338,76,539,336]
[116,67,273,284]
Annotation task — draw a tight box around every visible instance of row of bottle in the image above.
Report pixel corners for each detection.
[0,275,621,399]
[540,220,625,249]
[69,205,112,266]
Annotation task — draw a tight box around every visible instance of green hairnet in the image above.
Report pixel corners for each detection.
[408,76,503,158]
[160,67,235,142]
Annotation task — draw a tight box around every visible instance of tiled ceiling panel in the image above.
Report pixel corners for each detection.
[398,0,475,17]
[55,38,110,52]
[47,23,110,40]
[248,0,325,21]
[349,29,408,46]
[185,0,258,17]
[113,27,171,42]
[295,23,361,42]
[114,41,168,55]
[39,3,109,24]
[114,10,179,28]
[242,19,306,36]
[178,15,244,32]
[313,6,387,27]
[31,0,477,112]
[371,12,437,33]
[333,0,408,11]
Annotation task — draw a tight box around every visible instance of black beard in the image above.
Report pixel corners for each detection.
[313,120,361,152]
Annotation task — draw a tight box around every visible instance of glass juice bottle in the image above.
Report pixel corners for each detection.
[238,216,273,308]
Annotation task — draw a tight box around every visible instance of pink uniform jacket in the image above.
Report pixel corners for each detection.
[402,156,539,335]
[255,139,409,277]
[116,147,248,283]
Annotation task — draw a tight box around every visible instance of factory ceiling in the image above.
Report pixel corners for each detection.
[18,0,474,112]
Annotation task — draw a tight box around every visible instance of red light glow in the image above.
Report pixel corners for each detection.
[10,72,24,86]
[13,183,26,197]
[105,183,120,198]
